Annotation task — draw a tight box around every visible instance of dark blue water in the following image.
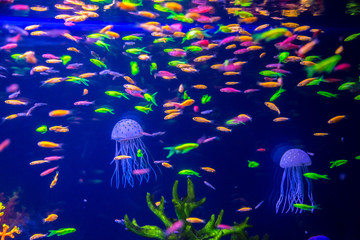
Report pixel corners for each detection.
[1,1,360,240]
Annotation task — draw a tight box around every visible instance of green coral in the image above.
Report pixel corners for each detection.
[124,178,268,240]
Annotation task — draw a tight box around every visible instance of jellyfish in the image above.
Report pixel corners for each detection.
[111,119,156,188]
[275,148,315,213]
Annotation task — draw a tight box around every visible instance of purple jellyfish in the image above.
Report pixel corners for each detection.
[275,148,315,213]
[111,119,155,188]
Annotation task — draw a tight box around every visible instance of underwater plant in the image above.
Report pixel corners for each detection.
[124,178,268,240]
[0,202,21,240]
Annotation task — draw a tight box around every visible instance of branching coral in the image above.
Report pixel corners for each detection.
[124,178,268,240]
[0,203,20,240]
[0,191,28,228]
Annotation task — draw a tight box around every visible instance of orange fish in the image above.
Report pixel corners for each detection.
[264,102,280,115]
[43,214,58,223]
[50,171,59,188]
[193,117,212,123]
[200,167,216,173]
[49,110,71,117]
[328,115,346,124]
[273,117,289,122]
[186,217,204,223]
[216,126,231,132]
[37,141,62,148]
[314,133,329,136]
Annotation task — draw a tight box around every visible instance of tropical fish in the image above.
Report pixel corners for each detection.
[47,228,76,237]
[95,108,114,114]
[317,91,338,98]
[329,160,348,168]
[164,143,199,158]
[303,173,330,180]
[178,170,201,177]
[293,203,320,211]
[248,160,259,168]
[43,214,58,223]
[36,125,48,134]
[134,104,153,114]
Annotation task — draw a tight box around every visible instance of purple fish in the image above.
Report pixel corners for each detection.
[204,181,216,190]
[165,220,184,236]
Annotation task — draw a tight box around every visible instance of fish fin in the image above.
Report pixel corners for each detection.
[164,147,175,158]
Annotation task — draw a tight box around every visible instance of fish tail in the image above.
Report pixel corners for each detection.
[164,147,175,158]
[47,230,56,237]
[151,92,158,106]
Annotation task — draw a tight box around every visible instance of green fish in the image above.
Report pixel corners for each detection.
[293,204,320,211]
[94,40,110,51]
[330,159,348,168]
[178,169,201,177]
[253,28,288,42]
[269,88,286,101]
[168,13,194,24]
[47,228,76,237]
[344,33,360,42]
[87,33,110,39]
[234,0,253,7]
[201,94,211,104]
[248,160,259,168]
[95,108,114,114]
[61,55,71,65]
[278,52,290,63]
[182,29,209,43]
[304,55,321,61]
[317,91,338,98]
[144,92,158,106]
[90,59,107,68]
[11,54,22,60]
[130,61,139,75]
[150,62,157,74]
[153,38,174,44]
[122,35,143,41]
[306,54,341,77]
[234,10,254,18]
[134,104,153,114]
[126,47,150,55]
[215,24,232,34]
[105,91,129,100]
[168,60,186,67]
[183,90,190,100]
[153,4,171,12]
[303,172,330,180]
[36,125,48,134]
[137,149,143,158]
[338,82,356,90]
[164,143,199,158]
[355,155,360,160]
[259,70,284,77]
[66,76,90,86]
[183,46,203,52]
[306,76,325,86]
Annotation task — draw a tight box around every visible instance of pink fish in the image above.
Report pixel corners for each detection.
[220,88,241,93]
[132,168,150,175]
[42,54,60,59]
[192,39,209,47]
[40,166,59,177]
[44,156,64,161]
[125,89,144,98]
[193,105,199,113]
[189,5,214,14]
[0,139,11,152]
[219,36,236,46]
[233,49,249,55]
[10,4,29,11]
[203,136,218,143]
[168,50,186,57]
[74,101,95,106]
[196,15,212,23]
[165,220,184,236]
[7,34,21,43]
[240,41,256,47]
[6,84,19,93]
[1,43,17,50]
[244,89,260,93]
[154,71,176,79]
[334,63,351,71]
[217,224,233,230]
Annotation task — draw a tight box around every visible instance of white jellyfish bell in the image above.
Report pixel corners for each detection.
[275,148,315,213]
[111,119,156,188]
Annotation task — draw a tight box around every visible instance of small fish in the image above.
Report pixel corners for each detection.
[317,91,338,98]
[329,160,348,168]
[43,214,58,223]
[30,160,49,165]
[50,171,59,188]
[40,166,59,177]
[134,104,153,114]
[186,217,204,223]
[137,149,143,158]
[178,169,201,177]
[204,181,216,190]
[328,115,346,124]
[303,172,330,180]
[47,228,76,237]
[36,125,48,134]
[237,207,252,212]
[264,102,280,115]
[248,160,259,168]
[37,141,61,148]
[95,108,114,114]
[200,167,216,173]
[293,203,320,211]
[30,233,48,240]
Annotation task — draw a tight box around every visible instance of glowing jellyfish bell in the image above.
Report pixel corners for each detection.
[275,148,315,213]
[111,119,155,188]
